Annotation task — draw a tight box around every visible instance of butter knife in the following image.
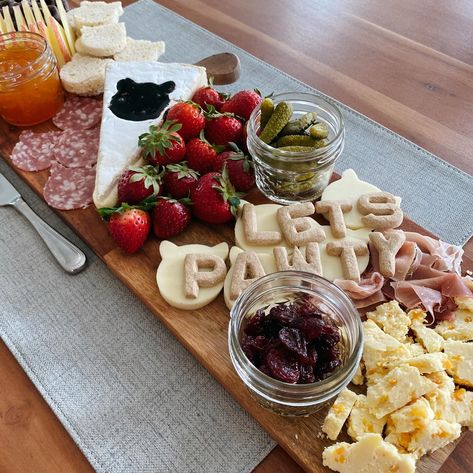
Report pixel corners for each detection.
[0,172,87,274]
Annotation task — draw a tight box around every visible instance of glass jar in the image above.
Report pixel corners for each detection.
[0,32,64,126]
[247,92,344,204]
[228,271,362,416]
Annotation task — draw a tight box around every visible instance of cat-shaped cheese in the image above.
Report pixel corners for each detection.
[157,241,229,310]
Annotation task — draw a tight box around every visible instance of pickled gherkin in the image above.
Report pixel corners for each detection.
[259,101,293,144]
[280,111,317,136]
[278,146,315,152]
[309,122,329,139]
[260,98,274,129]
[276,135,316,148]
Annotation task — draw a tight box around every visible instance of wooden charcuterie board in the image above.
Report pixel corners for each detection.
[0,117,470,472]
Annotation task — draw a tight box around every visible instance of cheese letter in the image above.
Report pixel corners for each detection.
[184,253,227,299]
[277,202,325,247]
[326,240,369,282]
[273,243,322,275]
[229,251,266,300]
[369,230,406,278]
[315,200,352,238]
[241,203,282,245]
[357,192,403,230]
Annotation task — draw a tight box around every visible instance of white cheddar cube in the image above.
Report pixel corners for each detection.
[347,394,386,441]
[389,398,434,433]
[425,370,456,393]
[406,419,461,455]
[366,301,410,342]
[351,360,364,386]
[435,309,473,342]
[424,388,455,423]
[405,342,426,357]
[450,388,473,427]
[403,353,447,374]
[322,389,358,441]
[455,296,473,311]
[322,433,416,473]
[411,321,445,352]
[366,365,437,418]
[444,340,473,387]
[362,320,410,382]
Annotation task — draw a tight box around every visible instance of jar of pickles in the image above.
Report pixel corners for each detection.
[246,92,344,204]
[0,32,64,126]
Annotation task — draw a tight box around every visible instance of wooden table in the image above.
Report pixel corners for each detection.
[1,1,472,472]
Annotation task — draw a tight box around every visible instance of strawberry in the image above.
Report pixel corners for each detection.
[106,207,151,254]
[138,121,186,166]
[152,198,191,239]
[163,162,200,198]
[117,165,163,204]
[166,101,205,141]
[205,112,243,146]
[191,86,227,111]
[226,154,255,192]
[221,90,262,121]
[186,131,222,174]
[212,143,255,192]
[191,168,242,224]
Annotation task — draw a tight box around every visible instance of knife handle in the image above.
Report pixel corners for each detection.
[13,198,87,274]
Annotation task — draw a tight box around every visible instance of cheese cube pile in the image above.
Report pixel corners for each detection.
[322,299,473,473]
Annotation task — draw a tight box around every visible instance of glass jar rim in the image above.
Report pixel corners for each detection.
[0,32,49,85]
[228,271,363,406]
[247,91,345,163]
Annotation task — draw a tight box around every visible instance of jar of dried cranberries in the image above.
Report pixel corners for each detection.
[228,271,363,416]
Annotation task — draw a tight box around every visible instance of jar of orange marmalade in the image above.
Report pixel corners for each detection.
[0,32,64,126]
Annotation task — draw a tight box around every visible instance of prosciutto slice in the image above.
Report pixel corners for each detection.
[404,232,463,274]
[334,272,386,308]
[392,272,472,317]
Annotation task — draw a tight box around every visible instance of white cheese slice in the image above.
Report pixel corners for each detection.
[94,61,207,208]
[389,397,434,434]
[156,241,228,310]
[321,169,402,230]
[322,433,416,473]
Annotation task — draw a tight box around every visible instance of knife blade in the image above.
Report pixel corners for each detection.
[0,172,87,274]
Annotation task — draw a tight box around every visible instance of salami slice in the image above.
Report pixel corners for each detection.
[52,95,103,131]
[54,128,100,168]
[11,131,62,172]
[43,162,96,210]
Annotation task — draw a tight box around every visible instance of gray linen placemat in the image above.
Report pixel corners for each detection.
[0,160,274,473]
[1,2,473,473]
[124,0,473,246]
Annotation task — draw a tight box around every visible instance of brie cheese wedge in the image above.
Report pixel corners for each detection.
[93,61,207,208]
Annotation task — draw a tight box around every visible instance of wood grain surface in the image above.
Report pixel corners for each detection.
[1,0,472,472]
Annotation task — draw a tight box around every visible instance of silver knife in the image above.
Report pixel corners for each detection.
[0,172,87,274]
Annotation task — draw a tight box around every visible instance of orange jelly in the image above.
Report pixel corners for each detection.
[0,32,64,126]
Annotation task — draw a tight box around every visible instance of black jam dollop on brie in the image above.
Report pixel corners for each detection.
[109,78,176,121]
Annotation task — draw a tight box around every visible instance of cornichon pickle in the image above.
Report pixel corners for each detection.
[280,111,317,136]
[278,145,315,152]
[276,135,318,148]
[309,122,329,139]
[259,101,293,144]
[260,97,274,129]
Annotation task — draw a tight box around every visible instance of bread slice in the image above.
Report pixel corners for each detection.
[60,54,114,96]
[71,1,123,31]
[113,38,166,62]
[94,62,208,208]
[75,23,126,57]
